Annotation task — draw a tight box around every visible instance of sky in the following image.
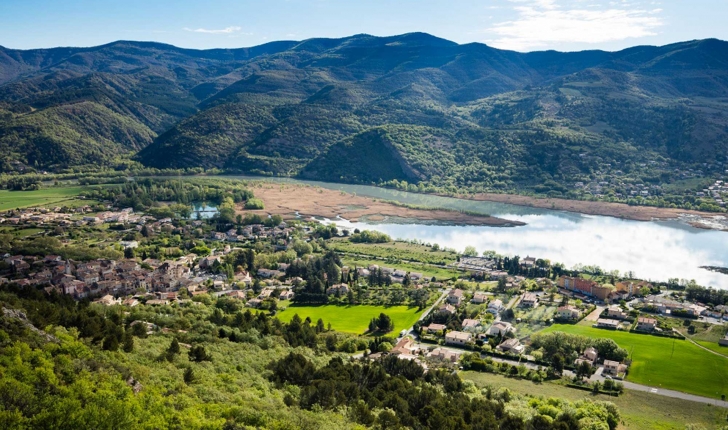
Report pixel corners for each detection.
[1,0,727,52]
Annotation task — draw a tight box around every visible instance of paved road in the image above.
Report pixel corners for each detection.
[425,343,728,409]
[620,380,728,407]
[588,363,728,408]
[402,288,450,337]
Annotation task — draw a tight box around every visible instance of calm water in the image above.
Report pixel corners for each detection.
[220,176,728,288]
[191,203,219,219]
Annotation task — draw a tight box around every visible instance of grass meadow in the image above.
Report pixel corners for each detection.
[275,304,425,334]
[0,186,89,211]
[462,371,726,430]
[542,324,728,399]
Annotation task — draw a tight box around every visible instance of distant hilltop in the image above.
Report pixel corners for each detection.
[1,33,727,210]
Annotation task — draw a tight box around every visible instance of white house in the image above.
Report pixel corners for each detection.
[487,299,504,315]
[487,321,515,336]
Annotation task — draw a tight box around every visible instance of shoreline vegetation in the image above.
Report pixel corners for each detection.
[237,183,526,227]
[452,191,728,228]
[3,173,727,230]
[701,266,728,275]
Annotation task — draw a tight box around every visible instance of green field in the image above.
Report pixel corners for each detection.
[542,324,728,399]
[462,371,725,430]
[0,186,89,211]
[276,304,425,334]
[694,340,728,358]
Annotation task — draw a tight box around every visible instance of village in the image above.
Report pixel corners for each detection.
[2,190,728,411]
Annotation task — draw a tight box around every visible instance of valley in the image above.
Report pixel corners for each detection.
[2,25,728,430]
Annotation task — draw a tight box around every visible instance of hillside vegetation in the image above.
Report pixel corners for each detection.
[1,34,728,209]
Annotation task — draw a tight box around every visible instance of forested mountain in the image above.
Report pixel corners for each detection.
[1,34,728,199]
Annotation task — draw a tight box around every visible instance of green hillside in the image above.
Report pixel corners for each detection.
[1,34,727,209]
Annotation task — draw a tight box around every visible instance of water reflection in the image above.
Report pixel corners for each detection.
[215,175,728,288]
[327,214,728,289]
[191,203,218,219]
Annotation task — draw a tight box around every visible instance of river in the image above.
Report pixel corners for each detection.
[229,176,728,288]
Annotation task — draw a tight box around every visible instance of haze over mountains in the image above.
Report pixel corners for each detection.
[1,33,727,192]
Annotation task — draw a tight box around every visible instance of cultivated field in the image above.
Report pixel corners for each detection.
[329,239,458,266]
[462,371,726,430]
[0,186,89,211]
[276,304,425,334]
[341,256,459,281]
[542,324,728,399]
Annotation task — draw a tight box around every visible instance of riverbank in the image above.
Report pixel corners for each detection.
[239,183,525,227]
[460,192,728,229]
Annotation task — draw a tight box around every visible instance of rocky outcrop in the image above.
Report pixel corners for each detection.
[2,307,59,343]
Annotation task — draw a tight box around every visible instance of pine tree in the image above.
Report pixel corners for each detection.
[102,335,119,351]
[122,333,134,353]
[188,345,210,362]
[183,367,195,384]
[369,318,378,332]
[166,338,181,361]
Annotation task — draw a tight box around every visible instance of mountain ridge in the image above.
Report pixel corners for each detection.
[1,33,727,209]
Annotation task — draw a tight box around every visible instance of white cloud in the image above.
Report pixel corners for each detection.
[488,0,664,51]
[183,26,244,34]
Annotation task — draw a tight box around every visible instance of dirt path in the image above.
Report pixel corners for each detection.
[240,183,525,227]
[681,333,728,359]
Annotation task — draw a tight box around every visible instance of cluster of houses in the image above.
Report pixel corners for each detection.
[245,285,295,308]
[558,276,651,303]
[696,179,727,207]
[1,251,250,304]
[210,223,295,246]
[422,288,527,355]
[574,346,627,378]
[641,295,707,318]
[80,208,148,226]
[0,204,98,226]
[454,256,554,286]
[368,337,466,369]
[0,205,167,230]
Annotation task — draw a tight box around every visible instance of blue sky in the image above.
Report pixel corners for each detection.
[1,0,727,52]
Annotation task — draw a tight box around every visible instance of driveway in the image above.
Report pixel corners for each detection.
[584,306,605,322]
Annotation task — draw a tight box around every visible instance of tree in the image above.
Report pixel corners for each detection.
[184,367,196,384]
[131,322,148,338]
[368,318,378,333]
[316,318,326,333]
[496,277,507,293]
[124,247,135,259]
[576,361,592,379]
[102,335,119,351]
[166,338,181,361]
[551,354,564,375]
[376,313,394,333]
[122,332,134,353]
[463,246,478,257]
[188,345,210,362]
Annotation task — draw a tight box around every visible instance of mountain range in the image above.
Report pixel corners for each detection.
[1,33,727,196]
